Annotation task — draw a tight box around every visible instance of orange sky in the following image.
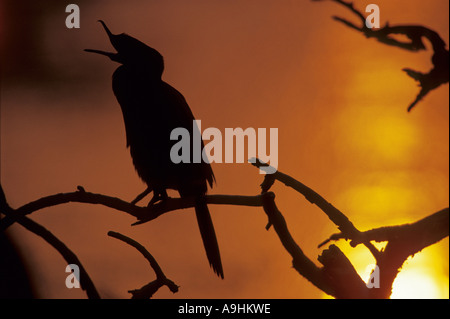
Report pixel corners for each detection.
[1,0,448,299]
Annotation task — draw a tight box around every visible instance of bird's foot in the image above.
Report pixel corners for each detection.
[147,189,168,207]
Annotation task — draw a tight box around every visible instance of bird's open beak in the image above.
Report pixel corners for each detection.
[98,20,114,39]
[84,20,120,61]
[84,47,121,63]
[84,48,117,59]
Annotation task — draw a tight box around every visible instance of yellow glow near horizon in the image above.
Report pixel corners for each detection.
[390,270,444,299]
[335,62,424,164]
[335,184,423,223]
[326,57,449,299]
[335,107,421,166]
[325,242,449,299]
[391,246,449,299]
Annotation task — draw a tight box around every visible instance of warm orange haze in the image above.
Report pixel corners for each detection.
[1,0,448,299]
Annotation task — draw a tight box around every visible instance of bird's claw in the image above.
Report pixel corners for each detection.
[147,190,168,207]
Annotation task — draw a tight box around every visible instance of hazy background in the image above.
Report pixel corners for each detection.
[1,0,448,298]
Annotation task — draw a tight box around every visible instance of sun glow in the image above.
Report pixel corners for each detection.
[335,104,422,166]
[326,243,449,299]
[326,56,449,299]
[390,270,444,299]
[390,247,449,299]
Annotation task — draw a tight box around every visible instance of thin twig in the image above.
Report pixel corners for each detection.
[107,231,178,299]
[131,187,152,205]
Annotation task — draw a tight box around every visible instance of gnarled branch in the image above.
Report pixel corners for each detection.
[313,0,449,111]
[2,158,448,299]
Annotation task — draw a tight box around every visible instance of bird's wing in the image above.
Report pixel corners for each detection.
[161,81,216,189]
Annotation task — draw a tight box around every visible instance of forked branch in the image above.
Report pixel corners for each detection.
[313,0,449,111]
[1,158,448,299]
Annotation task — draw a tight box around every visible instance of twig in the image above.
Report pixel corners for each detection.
[131,187,152,205]
[107,231,178,299]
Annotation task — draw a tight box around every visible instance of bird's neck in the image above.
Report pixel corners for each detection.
[124,65,163,81]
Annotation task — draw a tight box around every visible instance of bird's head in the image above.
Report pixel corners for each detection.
[85,20,164,77]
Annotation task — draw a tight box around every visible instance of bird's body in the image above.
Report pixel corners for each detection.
[86,21,223,278]
[113,66,214,194]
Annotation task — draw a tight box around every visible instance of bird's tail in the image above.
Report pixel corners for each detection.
[195,198,224,279]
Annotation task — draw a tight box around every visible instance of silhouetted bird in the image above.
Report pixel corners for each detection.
[86,21,223,278]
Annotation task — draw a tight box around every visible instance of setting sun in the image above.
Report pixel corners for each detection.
[391,270,444,299]
[390,245,449,299]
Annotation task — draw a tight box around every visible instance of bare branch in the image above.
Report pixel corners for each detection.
[318,245,368,298]
[108,231,178,299]
[251,159,381,259]
[132,194,264,225]
[260,192,335,297]
[2,167,448,299]
[314,0,445,51]
[314,0,450,111]
[323,208,449,252]
[0,185,100,299]
[251,160,449,298]
[0,185,264,230]
[260,191,376,298]
[355,208,449,251]
[0,187,146,231]
[18,217,101,299]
